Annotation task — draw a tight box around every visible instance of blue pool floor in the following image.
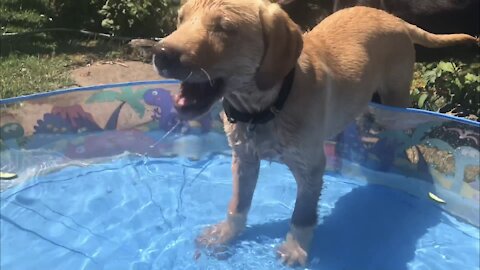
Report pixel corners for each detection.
[1,154,479,270]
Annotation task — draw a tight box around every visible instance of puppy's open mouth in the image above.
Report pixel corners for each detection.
[174,79,224,120]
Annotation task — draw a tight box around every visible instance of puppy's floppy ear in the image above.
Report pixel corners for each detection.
[255,3,303,90]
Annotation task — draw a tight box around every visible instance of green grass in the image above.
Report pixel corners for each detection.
[0,0,132,99]
[0,37,132,99]
[0,54,74,99]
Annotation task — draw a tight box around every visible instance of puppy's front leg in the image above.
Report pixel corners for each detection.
[279,156,325,266]
[196,148,260,247]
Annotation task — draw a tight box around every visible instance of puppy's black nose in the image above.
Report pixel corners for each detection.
[153,44,181,70]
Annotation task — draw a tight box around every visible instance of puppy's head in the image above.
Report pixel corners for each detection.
[153,0,303,120]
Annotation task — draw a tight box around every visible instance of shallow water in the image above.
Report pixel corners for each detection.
[1,154,478,270]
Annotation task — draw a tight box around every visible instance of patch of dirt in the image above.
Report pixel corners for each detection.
[70,60,165,87]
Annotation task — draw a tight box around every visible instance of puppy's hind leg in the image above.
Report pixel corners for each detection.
[378,45,415,108]
[374,45,415,128]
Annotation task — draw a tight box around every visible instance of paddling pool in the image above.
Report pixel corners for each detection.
[1,81,479,270]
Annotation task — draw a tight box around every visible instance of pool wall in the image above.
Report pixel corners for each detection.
[1,81,479,226]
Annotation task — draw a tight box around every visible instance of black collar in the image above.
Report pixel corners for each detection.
[223,68,295,125]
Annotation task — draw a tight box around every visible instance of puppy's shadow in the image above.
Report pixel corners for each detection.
[240,184,442,270]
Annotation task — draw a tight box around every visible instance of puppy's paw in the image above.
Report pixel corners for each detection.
[277,226,314,267]
[277,236,308,266]
[196,221,238,247]
[195,213,247,248]
[195,222,238,260]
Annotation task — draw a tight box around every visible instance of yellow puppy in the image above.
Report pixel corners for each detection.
[152,0,477,266]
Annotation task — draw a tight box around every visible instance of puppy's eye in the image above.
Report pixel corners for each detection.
[212,23,225,32]
[211,22,237,35]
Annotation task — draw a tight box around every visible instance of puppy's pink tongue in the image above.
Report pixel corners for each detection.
[177,96,186,106]
[175,94,187,106]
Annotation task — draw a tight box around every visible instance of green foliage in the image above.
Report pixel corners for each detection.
[411,60,480,120]
[0,0,50,33]
[47,0,178,37]
[98,0,177,37]
[49,0,104,31]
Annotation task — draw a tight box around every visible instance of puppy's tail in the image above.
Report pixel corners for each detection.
[404,22,479,48]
